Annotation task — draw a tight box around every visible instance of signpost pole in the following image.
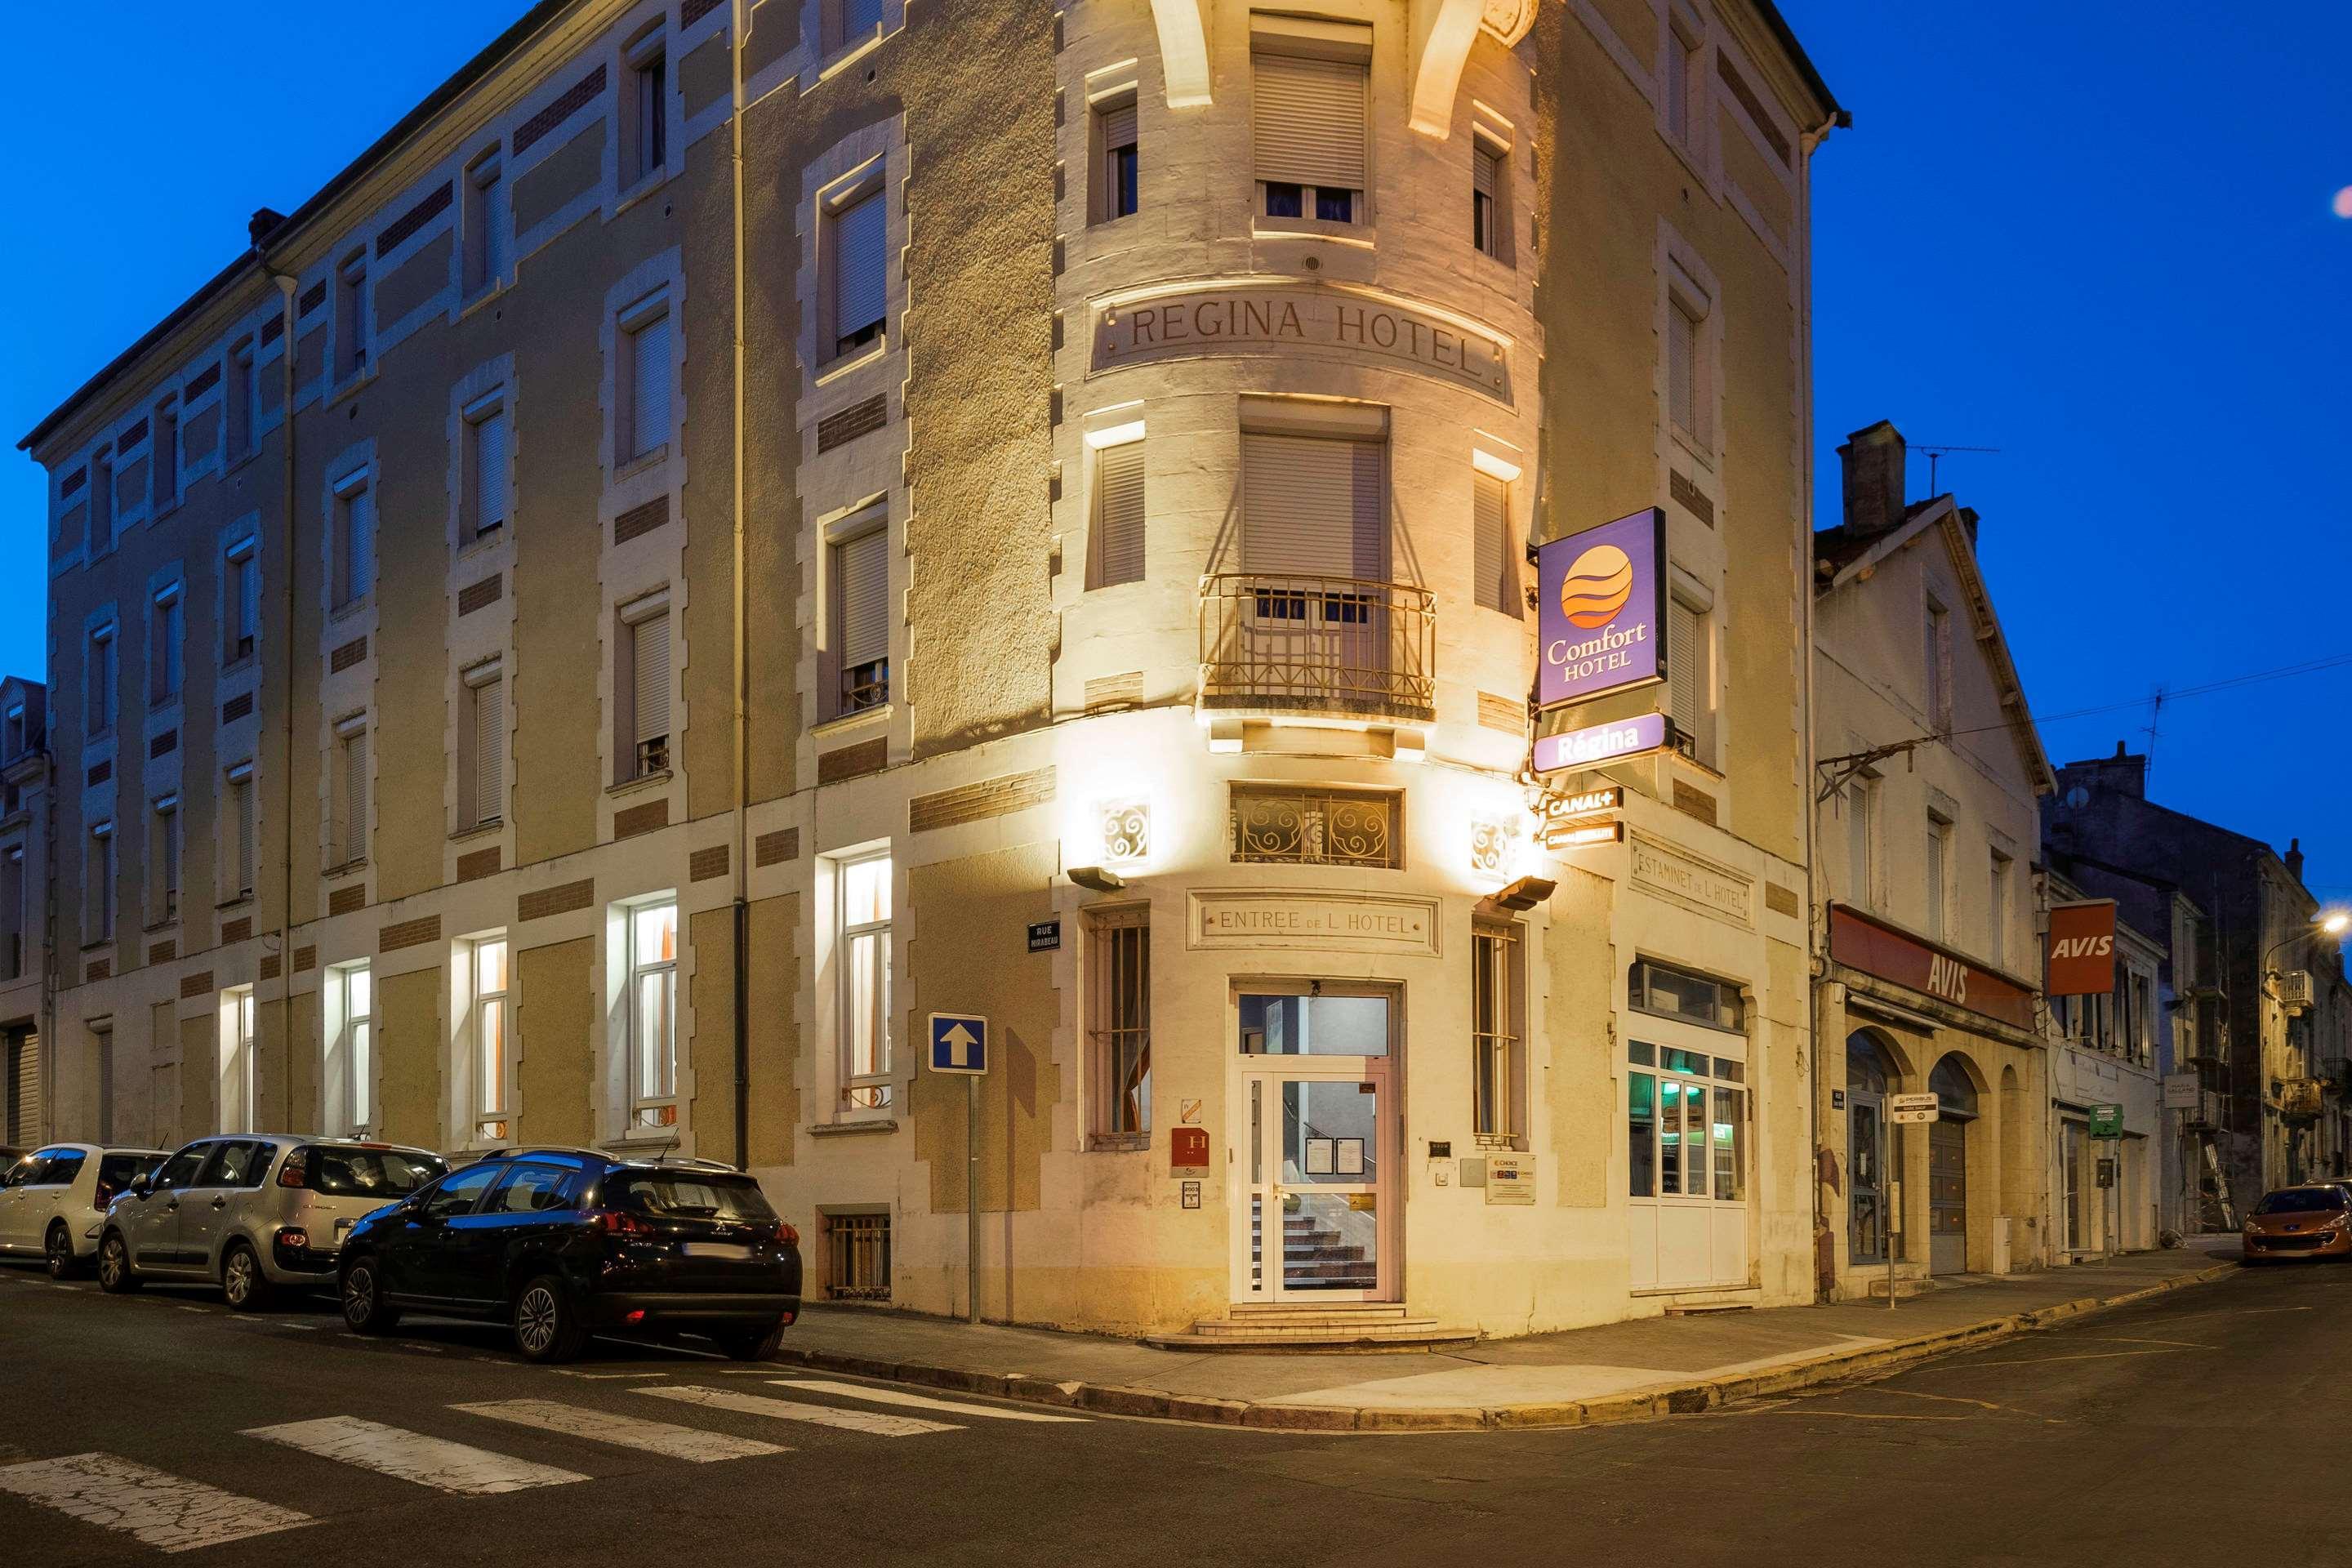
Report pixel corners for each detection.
[967,1073,980,1325]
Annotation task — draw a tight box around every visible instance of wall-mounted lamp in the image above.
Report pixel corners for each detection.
[1481,875,1555,914]
[1069,865,1128,893]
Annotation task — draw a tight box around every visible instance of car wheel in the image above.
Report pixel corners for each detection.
[341,1258,401,1334]
[512,1273,587,1364]
[96,1231,140,1294]
[222,1241,274,1312]
[45,1222,85,1281]
[714,1321,786,1362]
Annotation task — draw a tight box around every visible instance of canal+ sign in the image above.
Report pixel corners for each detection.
[1537,508,1668,710]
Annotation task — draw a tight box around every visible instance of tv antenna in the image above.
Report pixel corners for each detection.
[2142,684,2167,773]
[1913,443,2002,497]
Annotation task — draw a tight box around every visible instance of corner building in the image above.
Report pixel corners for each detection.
[23,0,1836,1339]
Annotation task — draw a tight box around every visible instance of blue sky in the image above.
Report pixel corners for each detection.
[2,4,2345,900]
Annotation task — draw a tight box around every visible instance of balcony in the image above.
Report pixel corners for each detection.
[1199,573,1436,723]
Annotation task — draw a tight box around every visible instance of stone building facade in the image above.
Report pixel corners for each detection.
[20,0,1838,1339]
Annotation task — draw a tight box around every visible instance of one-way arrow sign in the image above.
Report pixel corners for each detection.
[929,1013,989,1076]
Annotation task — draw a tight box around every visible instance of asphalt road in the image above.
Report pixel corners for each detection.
[2,1256,2342,1566]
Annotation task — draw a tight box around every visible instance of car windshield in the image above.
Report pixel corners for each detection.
[305,1147,446,1197]
[2256,1188,2346,1214]
[609,1172,777,1223]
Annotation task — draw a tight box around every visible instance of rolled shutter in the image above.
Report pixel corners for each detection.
[345,730,370,863]
[235,781,256,896]
[1473,472,1514,614]
[1241,432,1384,579]
[843,0,882,35]
[632,616,670,748]
[1668,599,1704,736]
[1473,143,1500,199]
[1252,54,1367,190]
[471,676,505,825]
[630,314,671,457]
[474,408,510,528]
[347,488,376,599]
[1093,442,1147,586]
[1667,301,1695,435]
[1102,102,1138,153]
[834,190,887,343]
[837,529,889,670]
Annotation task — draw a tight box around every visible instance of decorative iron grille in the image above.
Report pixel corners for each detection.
[1229,786,1401,869]
[1199,572,1435,719]
[825,1211,892,1301]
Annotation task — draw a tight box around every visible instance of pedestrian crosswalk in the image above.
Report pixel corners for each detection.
[1,1374,1089,1555]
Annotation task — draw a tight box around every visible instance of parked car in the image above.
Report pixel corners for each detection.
[0,1144,170,1277]
[97,1135,447,1307]
[336,1148,802,1364]
[2241,1184,2352,1263]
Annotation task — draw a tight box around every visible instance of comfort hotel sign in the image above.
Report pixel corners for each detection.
[1093,286,1512,406]
[1538,508,1668,710]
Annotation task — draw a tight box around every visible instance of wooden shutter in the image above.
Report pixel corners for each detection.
[1251,53,1367,190]
[1241,432,1384,578]
[1092,441,1147,586]
[834,190,887,343]
[631,615,670,748]
[837,529,889,670]
[474,408,510,528]
[468,675,504,826]
[630,314,671,457]
[1473,471,1514,614]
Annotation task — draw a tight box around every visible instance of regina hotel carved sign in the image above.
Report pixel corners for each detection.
[1092,283,1514,406]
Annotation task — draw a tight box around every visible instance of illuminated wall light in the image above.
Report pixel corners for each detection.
[1099,798,1151,863]
[1470,816,1518,877]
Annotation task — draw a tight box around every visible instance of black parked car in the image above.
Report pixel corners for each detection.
[336,1148,800,1363]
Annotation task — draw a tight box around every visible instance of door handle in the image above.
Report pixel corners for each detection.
[164,1199,180,1212]
[210,1197,229,1209]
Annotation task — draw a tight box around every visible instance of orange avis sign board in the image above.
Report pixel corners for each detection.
[2046,900,2118,997]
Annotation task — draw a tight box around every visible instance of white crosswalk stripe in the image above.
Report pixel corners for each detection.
[453,1399,788,1462]
[0,1451,312,1554]
[636,1383,962,1436]
[768,1379,1089,1423]
[242,1414,588,1495]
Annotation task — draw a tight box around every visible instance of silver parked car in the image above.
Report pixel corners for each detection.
[96,1135,446,1307]
[0,1144,171,1277]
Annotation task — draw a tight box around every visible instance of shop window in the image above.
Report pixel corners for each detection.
[1629,958,1743,1031]
[1628,1040,1744,1200]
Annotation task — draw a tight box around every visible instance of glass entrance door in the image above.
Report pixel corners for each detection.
[1235,986,1397,1303]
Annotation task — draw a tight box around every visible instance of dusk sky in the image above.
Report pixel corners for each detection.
[2,3,2345,902]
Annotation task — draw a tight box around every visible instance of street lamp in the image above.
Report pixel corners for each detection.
[2262,911,2350,978]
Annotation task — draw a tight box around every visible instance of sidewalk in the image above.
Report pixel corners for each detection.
[772,1248,2238,1432]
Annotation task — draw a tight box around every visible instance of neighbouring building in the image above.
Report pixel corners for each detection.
[18,0,1839,1340]
[1810,421,2053,1298]
[2039,866,2162,1255]
[0,675,50,1146]
[2045,748,2348,1221]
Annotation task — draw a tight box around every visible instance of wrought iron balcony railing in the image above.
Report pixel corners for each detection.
[1198,573,1436,721]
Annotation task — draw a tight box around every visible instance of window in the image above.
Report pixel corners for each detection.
[1925,815,1951,940]
[229,339,258,457]
[826,0,883,54]
[824,1211,892,1301]
[328,963,372,1136]
[0,847,24,981]
[149,585,183,706]
[1472,469,1518,615]
[829,519,889,716]
[1252,19,1370,224]
[619,597,671,780]
[1089,438,1146,588]
[461,662,506,829]
[336,252,368,379]
[86,623,117,734]
[1230,785,1401,869]
[1628,1042,1744,1201]
[152,401,179,508]
[619,292,673,463]
[464,149,508,295]
[1667,594,1713,765]
[628,901,679,1130]
[3,702,22,760]
[1666,268,1712,449]
[1664,19,1700,149]
[464,392,510,539]
[1472,922,1526,1144]
[1471,134,1508,260]
[332,471,375,609]
[472,938,510,1140]
[225,763,256,901]
[331,716,370,869]
[1846,777,1875,907]
[836,853,892,1112]
[225,537,259,662]
[1094,94,1139,223]
[827,185,888,359]
[626,29,667,185]
[1086,905,1150,1139]
[86,823,116,944]
[1630,960,1745,1031]
[220,991,256,1134]
[1925,598,1952,732]
[89,456,114,551]
[149,797,180,924]
[1988,849,2012,966]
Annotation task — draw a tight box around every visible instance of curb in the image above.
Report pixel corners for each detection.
[771,1262,2237,1433]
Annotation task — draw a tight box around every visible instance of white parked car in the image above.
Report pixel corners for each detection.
[97,1135,446,1308]
[0,1144,172,1277]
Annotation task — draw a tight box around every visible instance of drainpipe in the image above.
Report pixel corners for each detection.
[38,737,56,1141]
[728,0,752,1170]
[1797,105,1837,1299]
[261,265,300,1121]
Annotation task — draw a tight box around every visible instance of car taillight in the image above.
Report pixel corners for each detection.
[778,1221,800,1249]
[592,1208,656,1237]
[277,1151,308,1188]
[93,1183,116,1210]
[278,1227,310,1250]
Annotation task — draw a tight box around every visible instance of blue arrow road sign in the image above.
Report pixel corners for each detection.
[929,1013,988,1076]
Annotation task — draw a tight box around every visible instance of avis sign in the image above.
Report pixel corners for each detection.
[2046,900,2118,997]
[1536,508,1667,710]
[1829,904,2034,1032]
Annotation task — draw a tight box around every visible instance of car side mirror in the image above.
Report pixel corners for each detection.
[131,1178,153,1200]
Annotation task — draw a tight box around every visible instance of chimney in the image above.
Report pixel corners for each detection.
[2057,742,2149,802]
[248,207,287,248]
[2287,838,2306,883]
[1838,421,1908,538]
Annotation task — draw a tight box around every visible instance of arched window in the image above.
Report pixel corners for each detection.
[1846,1031,1891,1096]
[1931,1054,1980,1119]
